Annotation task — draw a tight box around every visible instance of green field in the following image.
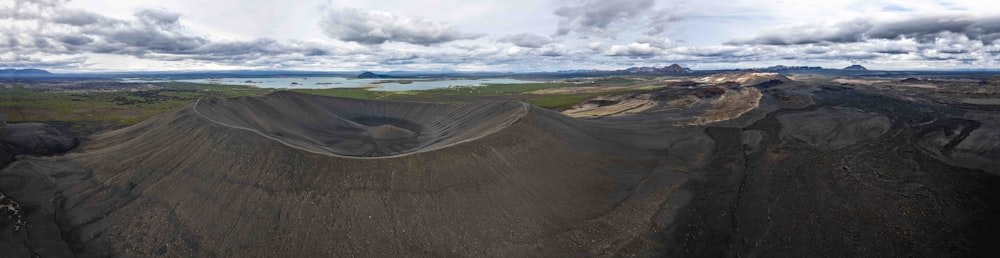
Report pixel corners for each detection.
[421,82,570,95]
[288,87,394,100]
[1,83,272,124]
[1,80,655,125]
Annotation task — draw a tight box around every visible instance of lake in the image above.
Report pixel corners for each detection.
[121,77,536,91]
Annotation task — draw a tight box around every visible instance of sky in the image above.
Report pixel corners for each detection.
[2,0,1000,72]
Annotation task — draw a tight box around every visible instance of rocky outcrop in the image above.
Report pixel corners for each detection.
[1,123,78,156]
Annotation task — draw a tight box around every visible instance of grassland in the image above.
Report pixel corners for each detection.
[1,78,658,127]
[421,82,570,95]
[1,82,272,124]
[288,87,394,100]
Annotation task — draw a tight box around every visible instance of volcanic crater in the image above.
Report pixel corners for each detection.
[193,92,528,157]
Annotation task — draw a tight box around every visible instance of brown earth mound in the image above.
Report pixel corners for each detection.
[563,84,762,125]
[698,72,791,86]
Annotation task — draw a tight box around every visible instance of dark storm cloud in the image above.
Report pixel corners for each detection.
[645,9,685,36]
[5,0,998,71]
[98,25,206,54]
[555,0,654,35]
[133,9,181,25]
[554,0,681,37]
[320,8,481,46]
[74,9,207,55]
[876,50,909,54]
[32,37,51,48]
[498,33,554,48]
[675,46,747,58]
[704,12,1000,68]
[1,2,363,66]
[621,41,949,65]
[1,6,209,56]
[50,10,106,26]
[730,14,1000,45]
[727,19,872,45]
[0,55,86,68]
[175,39,346,60]
[57,35,93,46]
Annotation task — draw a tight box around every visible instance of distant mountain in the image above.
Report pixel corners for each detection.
[662,64,690,73]
[357,71,390,79]
[843,65,868,71]
[0,68,53,77]
[555,69,600,73]
[622,64,691,74]
[755,65,823,72]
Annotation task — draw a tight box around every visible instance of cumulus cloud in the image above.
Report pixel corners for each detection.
[730,13,1000,45]
[98,9,209,55]
[0,1,374,68]
[586,42,605,52]
[3,0,1000,71]
[2,4,209,57]
[701,13,1000,68]
[603,37,673,57]
[554,0,682,37]
[0,55,87,69]
[498,33,554,48]
[646,9,685,36]
[320,8,481,46]
[537,44,569,56]
[0,0,579,71]
[3,0,546,71]
[606,42,664,57]
[49,9,106,26]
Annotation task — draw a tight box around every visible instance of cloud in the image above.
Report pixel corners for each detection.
[0,1,372,68]
[0,55,87,69]
[498,33,554,48]
[57,35,93,46]
[95,9,209,55]
[133,8,181,24]
[2,5,210,57]
[602,37,673,57]
[554,0,681,37]
[730,13,1000,45]
[320,8,481,46]
[15,0,68,7]
[4,0,1000,71]
[537,44,569,56]
[1,0,554,71]
[701,12,1000,68]
[586,42,604,52]
[606,42,664,57]
[50,10,107,26]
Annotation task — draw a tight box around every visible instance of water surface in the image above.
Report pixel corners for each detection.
[122,77,535,91]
